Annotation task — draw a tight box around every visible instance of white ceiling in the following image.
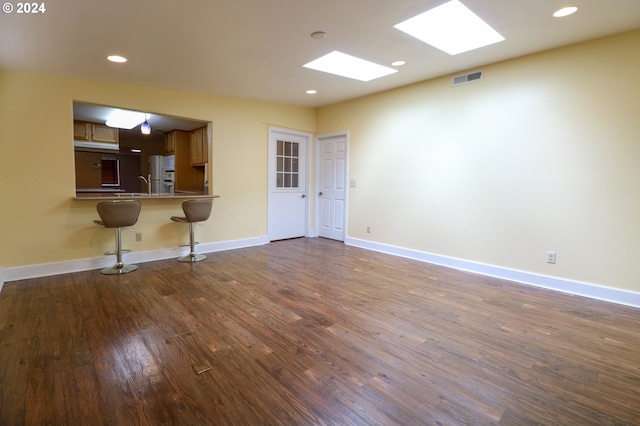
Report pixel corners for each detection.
[1,0,639,107]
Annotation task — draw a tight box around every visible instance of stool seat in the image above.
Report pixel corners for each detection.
[95,200,141,274]
[171,199,212,262]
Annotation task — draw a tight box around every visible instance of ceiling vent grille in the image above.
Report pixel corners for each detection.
[452,70,483,87]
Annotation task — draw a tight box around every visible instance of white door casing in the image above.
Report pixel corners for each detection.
[316,132,348,241]
[268,127,310,241]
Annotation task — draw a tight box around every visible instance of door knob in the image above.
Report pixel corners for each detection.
[301,194,306,198]
[318,192,323,196]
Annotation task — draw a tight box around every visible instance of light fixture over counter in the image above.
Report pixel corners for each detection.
[140,113,151,135]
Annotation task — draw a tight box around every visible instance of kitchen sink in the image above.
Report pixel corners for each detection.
[115,193,149,197]
[115,192,172,197]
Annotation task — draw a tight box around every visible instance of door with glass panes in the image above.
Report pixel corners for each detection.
[268,128,309,240]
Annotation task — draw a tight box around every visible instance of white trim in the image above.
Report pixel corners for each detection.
[345,237,640,309]
[315,131,350,241]
[6,235,638,310]
[1,236,269,284]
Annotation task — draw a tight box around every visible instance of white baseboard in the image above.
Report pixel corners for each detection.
[4,235,638,310]
[0,236,270,285]
[345,237,640,309]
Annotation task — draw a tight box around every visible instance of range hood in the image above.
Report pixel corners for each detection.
[74,140,119,151]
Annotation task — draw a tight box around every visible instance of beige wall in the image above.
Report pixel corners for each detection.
[317,30,640,292]
[2,30,639,295]
[0,73,316,267]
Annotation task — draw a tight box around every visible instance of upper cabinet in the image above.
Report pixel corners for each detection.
[190,127,208,166]
[73,120,119,149]
[91,123,118,143]
[164,131,177,155]
[73,121,91,141]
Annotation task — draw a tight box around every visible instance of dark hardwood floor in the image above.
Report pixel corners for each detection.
[1,237,639,425]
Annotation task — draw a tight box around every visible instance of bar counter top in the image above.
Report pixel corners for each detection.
[74,191,220,201]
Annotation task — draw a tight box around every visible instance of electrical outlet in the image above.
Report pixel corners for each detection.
[366,226,371,234]
[136,232,143,242]
[546,251,556,264]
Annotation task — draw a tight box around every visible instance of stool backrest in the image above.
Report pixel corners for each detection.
[96,200,142,228]
[182,199,213,223]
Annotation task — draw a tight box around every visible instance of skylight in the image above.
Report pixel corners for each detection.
[105,109,145,129]
[394,0,505,55]
[303,51,397,82]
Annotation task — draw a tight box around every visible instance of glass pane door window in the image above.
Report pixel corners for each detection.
[276,140,299,188]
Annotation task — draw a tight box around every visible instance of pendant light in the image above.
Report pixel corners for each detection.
[141,113,151,135]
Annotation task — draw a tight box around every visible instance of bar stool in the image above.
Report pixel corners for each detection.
[94,200,142,275]
[171,199,213,262]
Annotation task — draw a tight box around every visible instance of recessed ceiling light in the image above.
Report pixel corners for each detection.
[306,89,317,94]
[107,55,127,63]
[553,6,578,18]
[131,149,142,153]
[105,109,145,129]
[310,31,327,40]
[303,51,397,82]
[394,0,505,55]
[391,60,406,67]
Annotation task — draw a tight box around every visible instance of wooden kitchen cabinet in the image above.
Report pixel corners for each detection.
[73,121,91,141]
[165,130,204,192]
[74,151,102,188]
[190,127,208,166]
[91,123,118,144]
[73,120,119,145]
[164,132,176,155]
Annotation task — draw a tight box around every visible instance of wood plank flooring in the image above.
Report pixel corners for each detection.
[1,237,639,425]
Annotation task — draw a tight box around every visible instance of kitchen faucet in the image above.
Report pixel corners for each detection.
[138,175,152,195]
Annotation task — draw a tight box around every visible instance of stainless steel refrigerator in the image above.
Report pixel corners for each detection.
[148,155,164,193]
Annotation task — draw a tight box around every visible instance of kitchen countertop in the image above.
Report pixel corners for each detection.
[74,191,220,200]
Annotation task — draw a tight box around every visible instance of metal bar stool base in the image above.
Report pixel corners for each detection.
[104,249,131,256]
[100,262,138,275]
[171,199,213,263]
[178,253,207,263]
[94,200,142,276]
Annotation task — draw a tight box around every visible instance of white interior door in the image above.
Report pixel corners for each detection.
[268,127,309,241]
[317,132,348,241]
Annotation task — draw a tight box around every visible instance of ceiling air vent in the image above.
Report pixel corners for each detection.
[452,70,483,87]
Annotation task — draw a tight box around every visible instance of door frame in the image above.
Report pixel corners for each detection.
[315,131,350,241]
[267,126,312,240]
